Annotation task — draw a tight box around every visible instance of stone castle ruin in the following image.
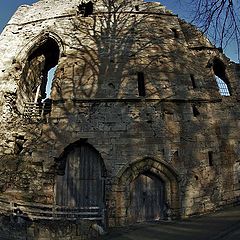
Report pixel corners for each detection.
[0,0,240,239]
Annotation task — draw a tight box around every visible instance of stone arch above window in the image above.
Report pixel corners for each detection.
[17,33,62,113]
[16,32,64,63]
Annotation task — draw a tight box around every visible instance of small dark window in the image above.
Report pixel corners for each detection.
[192,105,200,117]
[137,72,146,97]
[208,151,213,166]
[172,151,179,162]
[190,74,196,89]
[171,28,179,38]
[135,5,139,11]
[78,1,93,17]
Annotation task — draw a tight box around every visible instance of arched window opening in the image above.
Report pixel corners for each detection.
[20,37,60,117]
[28,38,59,102]
[212,58,231,96]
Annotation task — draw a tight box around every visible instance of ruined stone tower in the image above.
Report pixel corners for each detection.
[0,0,240,239]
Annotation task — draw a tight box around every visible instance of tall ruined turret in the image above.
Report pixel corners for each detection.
[0,0,240,239]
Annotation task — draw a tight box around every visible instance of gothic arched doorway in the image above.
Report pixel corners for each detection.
[129,172,165,222]
[115,158,180,225]
[55,142,106,209]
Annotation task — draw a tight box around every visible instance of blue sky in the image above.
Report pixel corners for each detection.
[0,0,36,31]
[0,0,238,62]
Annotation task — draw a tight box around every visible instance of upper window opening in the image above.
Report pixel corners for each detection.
[190,74,196,89]
[18,36,60,118]
[208,151,213,166]
[212,58,231,96]
[137,72,146,97]
[171,28,179,38]
[78,1,93,17]
[135,5,140,11]
[192,105,200,117]
[24,37,60,103]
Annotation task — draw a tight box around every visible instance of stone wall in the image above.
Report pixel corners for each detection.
[0,0,240,238]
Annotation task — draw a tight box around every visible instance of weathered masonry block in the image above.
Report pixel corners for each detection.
[0,0,240,239]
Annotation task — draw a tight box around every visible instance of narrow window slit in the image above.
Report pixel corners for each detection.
[190,74,196,89]
[208,151,213,166]
[171,28,179,38]
[137,72,146,97]
[192,105,200,117]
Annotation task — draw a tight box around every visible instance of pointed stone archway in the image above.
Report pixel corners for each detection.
[54,140,106,213]
[113,158,180,225]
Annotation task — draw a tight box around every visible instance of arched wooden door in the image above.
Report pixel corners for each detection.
[129,172,165,223]
[55,143,105,209]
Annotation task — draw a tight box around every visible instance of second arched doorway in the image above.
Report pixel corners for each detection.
[115,158,180,225]
[129,172,165,222]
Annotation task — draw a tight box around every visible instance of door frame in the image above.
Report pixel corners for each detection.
[53,140,107,221]
[129,171,166,222]
[114,157,180,225]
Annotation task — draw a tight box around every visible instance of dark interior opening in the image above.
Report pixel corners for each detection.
[213,58,227,81]
[171,28,179,38]
[192,105,200,117]
[137,72,146,97]
[190,74,196,89]
[14,136,26,155]
[26,37,60,102]
[208,151,213,166]
[78,1,93,17]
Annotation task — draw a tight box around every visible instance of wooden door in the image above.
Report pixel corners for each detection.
[55,143,105,208]
[129,173,165,223]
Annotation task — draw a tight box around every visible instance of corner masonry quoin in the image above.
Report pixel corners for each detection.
[0,0,240,239]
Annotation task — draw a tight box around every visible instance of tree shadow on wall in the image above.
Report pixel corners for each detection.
[16,0,186,206]
[54,0,163,100]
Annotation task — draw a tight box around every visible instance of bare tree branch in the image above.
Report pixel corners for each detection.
[189,0,240,62]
